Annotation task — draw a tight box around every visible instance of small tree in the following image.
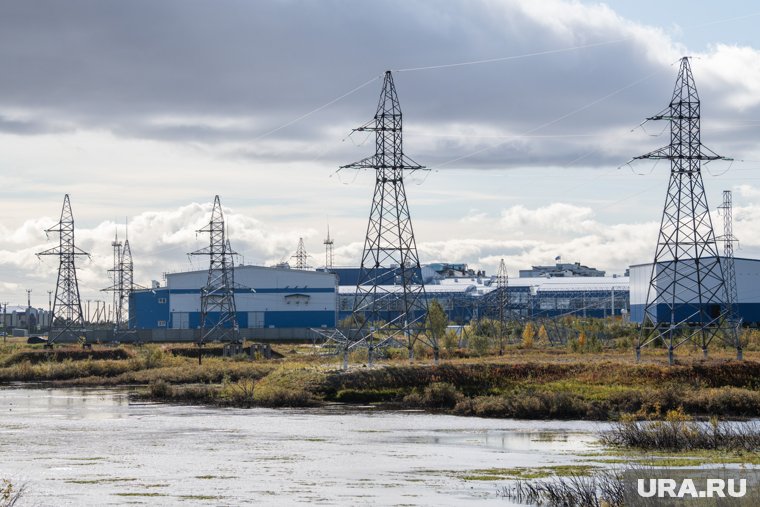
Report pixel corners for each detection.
[426,299,448,341]
[469,332,491,356]
[442,329,459,352]
[537,324,549,344]
[522,322,535,349]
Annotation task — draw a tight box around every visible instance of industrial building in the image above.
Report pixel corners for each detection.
[335,268,630,324]
[129,265,338,333]
[629,257,760,326]
[129,262,631,337]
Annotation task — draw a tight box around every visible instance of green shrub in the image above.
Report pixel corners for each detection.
[222,378,256,406]
[253,385,317,407]
[149,379,172,398]
[468,333,491,356]
[404,382,463,409]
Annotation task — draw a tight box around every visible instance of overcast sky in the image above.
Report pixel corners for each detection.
[2,0,760,307]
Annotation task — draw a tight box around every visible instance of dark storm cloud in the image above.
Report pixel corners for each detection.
[0,0,756,168]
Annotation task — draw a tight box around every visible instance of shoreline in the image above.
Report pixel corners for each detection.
[3,344,760,421]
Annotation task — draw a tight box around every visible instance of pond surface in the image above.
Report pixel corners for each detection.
[0,386,607,506]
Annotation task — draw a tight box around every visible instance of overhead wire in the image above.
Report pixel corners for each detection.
[249,74,382,143]
[244,8,760,161]
[434,69,663,169]
[392,38,629,73]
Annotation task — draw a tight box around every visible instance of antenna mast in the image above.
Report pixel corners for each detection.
[324,226,334,271]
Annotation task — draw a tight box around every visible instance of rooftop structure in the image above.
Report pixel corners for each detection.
[519,262,605,278]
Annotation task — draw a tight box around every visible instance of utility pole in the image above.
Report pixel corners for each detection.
[26,289,32,334]
[1,302,7,343]
[47,290,52,333]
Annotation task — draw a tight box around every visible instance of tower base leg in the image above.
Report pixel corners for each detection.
[668,346,674,366]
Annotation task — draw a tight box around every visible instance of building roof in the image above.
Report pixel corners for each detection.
[629,256,760,269]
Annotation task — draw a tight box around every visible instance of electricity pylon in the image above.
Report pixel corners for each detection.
[121,238,134,323]
[37,194,90,345]
[102,223,138,335]
[632,57,738,364]
[189,196,239,357]
[340,70,438,366]
[102,230,125,330]
[718,190,742,359]
[292,238,310,270]
[495,259,509,355]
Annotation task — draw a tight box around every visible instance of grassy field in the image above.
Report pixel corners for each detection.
[2,334,760,420]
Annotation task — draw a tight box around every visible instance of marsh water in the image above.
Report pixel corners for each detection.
[0,386,607,506]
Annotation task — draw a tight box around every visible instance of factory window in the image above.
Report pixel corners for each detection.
[157,320,167,327]
[158,298,167,304]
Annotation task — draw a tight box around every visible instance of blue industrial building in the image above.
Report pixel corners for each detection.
[629,257,760,326]
[130,262,632,334]
[129,265,337,330]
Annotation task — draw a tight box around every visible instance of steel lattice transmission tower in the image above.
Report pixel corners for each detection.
[718,190,742,359]
[341,70,438,365]
[292,237,310,270]
[633,57,739,364]
[494,259,509,355]
[37,194,90,345]
[102,225,137,333]
[189,196,239,350]
[102,230,125,330]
